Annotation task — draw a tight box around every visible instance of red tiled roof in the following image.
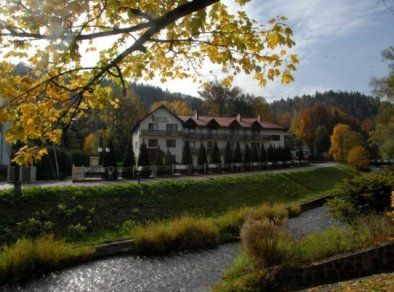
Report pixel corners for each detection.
[178,115,285,130]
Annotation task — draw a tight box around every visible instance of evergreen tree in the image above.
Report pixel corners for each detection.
[297,147,305,160]
[267,145,274,162]
[285,146,292,161]
[138,141,149,166]
[210,141,222,164]
[155,148,164,166]
[182,142,193,164]
[121,140,135,179]
[164,149,174,165]
[197,143,208,165]
[103,139,118,179]
[314,125,330,159]
[260,144,267,163]
[243,144,252,163]
[224,142,233,164]
[233,142,243,163]
[251,143,259,162]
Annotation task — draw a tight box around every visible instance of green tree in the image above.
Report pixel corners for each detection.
[103,139,118,179]
[197,143,208,165]
[224,142,233,164]
[370,46,394,101]
[138,142,149,166]
[210,142,222,164]
[182,142,193,165]
[314,125,330,159]
[251,144,259,162]
[233,142,243,163]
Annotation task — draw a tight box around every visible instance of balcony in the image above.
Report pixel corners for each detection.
[140,129,267,141]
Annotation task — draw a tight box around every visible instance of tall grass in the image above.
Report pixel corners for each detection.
[215,215,394,291]
[0,234,93,283]
[131,204,289,255]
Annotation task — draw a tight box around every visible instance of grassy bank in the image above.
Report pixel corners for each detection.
[0,165,354,246]
[214,215,394,291]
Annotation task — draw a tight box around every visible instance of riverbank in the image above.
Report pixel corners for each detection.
[0,164,354,247]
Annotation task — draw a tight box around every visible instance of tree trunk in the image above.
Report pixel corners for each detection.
[13,165,22,196]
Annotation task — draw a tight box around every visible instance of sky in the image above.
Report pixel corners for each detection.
[147,0,394,101]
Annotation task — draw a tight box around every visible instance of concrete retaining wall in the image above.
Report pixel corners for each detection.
[280,242,394,289]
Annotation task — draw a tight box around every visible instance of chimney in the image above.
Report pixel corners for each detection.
[257,114,261,122]
[236,113,241,121]
[193,110,198,119]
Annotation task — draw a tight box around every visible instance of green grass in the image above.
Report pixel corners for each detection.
[0,165,354,246]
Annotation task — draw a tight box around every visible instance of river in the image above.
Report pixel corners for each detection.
[3,206,338,292]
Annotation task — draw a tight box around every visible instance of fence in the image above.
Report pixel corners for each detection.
[7,166,37,183]
[71,160,308,181]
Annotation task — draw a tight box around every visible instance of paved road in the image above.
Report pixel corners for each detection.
[0,162,339,190]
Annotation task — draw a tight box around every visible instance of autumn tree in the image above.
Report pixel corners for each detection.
[0,0,298,165]
[314,125,330,159]
[329,124,364,162]
[151,100,193,115]
[347,146,370,172]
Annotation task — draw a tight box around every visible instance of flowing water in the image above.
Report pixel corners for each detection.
[3,206,338,292]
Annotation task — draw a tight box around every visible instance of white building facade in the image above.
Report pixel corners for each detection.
[132,106,286,165]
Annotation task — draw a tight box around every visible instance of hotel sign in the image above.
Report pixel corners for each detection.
[151,114,168,123]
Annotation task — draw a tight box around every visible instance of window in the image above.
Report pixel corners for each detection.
[167,124,178,132]
[148,123,158,131]
[185,127,195,133]
[252,129,260,136]
[186,141,196,149]
[166,139,176,148]
[148,139,158,148]
[272,135,280,141]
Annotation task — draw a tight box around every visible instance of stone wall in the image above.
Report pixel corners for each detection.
[280,242,394,289]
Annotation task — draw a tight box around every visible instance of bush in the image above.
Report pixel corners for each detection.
[240,218,294,268]
[327,173,393,222]
[131,216,219,254]
[346,146,370,171]
[0,234,93,283]
[70,150,90,167]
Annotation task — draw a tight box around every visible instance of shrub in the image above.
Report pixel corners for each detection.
[240,218,294,268]
[267,145,274,163]
[327,173,393,222]
[70,150,90,167]
[0,234,93,283]
[164,149,174,165]
[346,146,370,172]
[131,216,219,254]
[155,149,164,166]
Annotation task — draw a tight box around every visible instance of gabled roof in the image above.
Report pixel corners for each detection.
[131,105,184,132]
[133,105,286,131]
